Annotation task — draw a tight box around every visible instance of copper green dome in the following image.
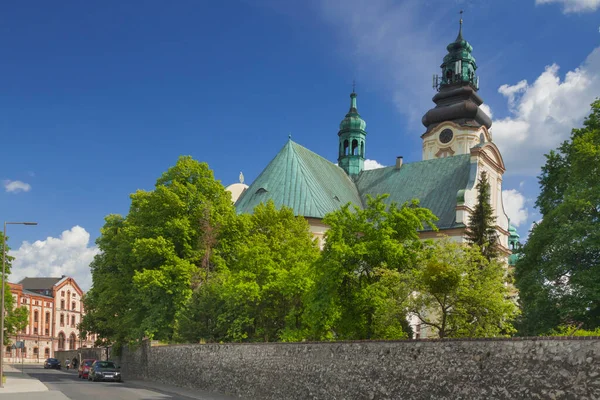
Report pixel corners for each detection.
[339,92,367,132]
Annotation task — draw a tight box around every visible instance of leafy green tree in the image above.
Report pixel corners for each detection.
[409,239,517,338]
[176,201,319,343]
[0,233,29,344]
[305,194,437,340]
[83,156,238,344]
[465,171,499,260]
[516,100,600,335]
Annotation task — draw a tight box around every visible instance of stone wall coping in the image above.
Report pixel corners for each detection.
[148,336,600,348]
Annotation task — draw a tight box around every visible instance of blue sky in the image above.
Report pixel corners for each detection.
[2,0,599,289]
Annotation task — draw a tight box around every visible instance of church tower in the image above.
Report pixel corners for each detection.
[421,15,492,160]
[338,89,367,176]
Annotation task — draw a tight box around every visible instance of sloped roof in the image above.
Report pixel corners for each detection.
[19,277,62,291]
[235,140,362,218]
[355,154,471,229]
[23,289,54,299]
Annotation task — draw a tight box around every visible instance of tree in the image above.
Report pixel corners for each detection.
[515,100,600,335]
[82,156,238,345]
[0,232,30,344]
[176,201,320,343]
[465,170,499,260]
[408,239,517,338]
[305,194,437,340]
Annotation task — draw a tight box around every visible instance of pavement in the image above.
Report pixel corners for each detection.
[0,364,244,400]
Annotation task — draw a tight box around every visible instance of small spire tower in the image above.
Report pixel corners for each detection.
[338,86,367,176]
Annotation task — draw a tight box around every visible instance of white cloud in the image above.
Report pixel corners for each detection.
[536,0,600,13]
[492,46,600,175]
[316,0,441,123]
[4,180,32,193]
[502,189,529,227]
[364,159,385,170]
[9,226,99,291]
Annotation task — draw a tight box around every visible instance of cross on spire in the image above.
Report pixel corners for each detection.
[460,9,463,25]
[352,80,356,93]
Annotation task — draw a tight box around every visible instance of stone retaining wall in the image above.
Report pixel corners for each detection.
[55,347,109,366]
[115,337,600,399]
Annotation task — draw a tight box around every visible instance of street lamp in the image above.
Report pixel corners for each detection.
[1,222,37,388]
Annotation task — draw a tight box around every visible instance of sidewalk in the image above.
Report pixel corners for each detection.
[0,364,48,395]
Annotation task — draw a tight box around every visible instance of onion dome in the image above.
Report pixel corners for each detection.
[339,92,367,133]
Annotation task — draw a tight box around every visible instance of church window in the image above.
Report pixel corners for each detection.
[255,188,267,194]
[343,140,349,155]
[361,141,365,157]
[351,139,358,155]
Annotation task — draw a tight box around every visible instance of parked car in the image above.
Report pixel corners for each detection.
[88,360,122,382]
[44,358,61,369]
[78,359,96,379]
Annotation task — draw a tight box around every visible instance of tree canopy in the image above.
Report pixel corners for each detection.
[304,195,437,340]
[82,156,238,344]
[409,239,517,338]
[515,99,600,335]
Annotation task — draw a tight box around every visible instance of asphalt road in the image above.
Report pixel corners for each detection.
[15,364,231,400]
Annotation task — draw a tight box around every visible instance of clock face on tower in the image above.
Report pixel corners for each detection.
[439,128,454,144]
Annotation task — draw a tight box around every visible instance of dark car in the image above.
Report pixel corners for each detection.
[44,358,61,369]
[88,360,122,382]
[78,359,96,379]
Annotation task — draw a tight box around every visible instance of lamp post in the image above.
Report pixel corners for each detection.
[1,222,37,388]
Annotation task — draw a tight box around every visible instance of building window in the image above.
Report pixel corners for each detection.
[60,314,64,326]
[72,302,76,310]
[61,291,65,297]
[44,348,50,357]
[34,327,38,334]
[34,311,39,322]
[46,312,50,324]
[45,328,49,336]
[71,315,75,326]
[33,347,39,356]
[69,333,76,350]
[61,300,65,309]
[58,333,65,350]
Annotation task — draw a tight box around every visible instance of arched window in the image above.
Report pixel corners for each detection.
[69,333,77,350]
[34,310,39,322]
[361,141,365,157]
[339,142,343,157]
[44,348,50,358]
[58,332,65,350]
[343,140,349,156]
[60,300,65,309]
[351,139,358,155]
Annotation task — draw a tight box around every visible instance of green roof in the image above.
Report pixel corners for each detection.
[235,140,362,218]
[236,141,472,229]
[354,154,471,229]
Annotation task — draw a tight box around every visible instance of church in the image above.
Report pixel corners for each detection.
[227,21,519,263]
